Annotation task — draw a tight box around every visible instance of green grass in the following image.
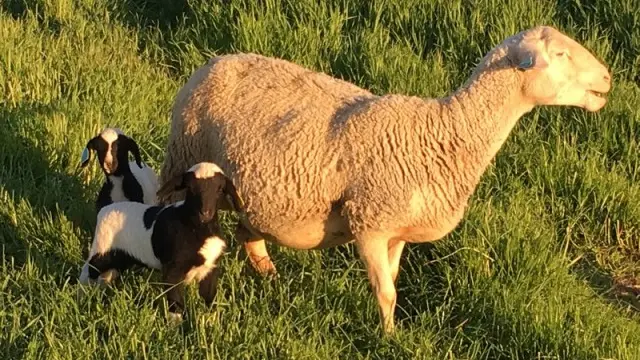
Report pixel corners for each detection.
[1,0,640,358]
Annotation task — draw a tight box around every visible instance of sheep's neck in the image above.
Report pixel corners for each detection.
[436,64,534,202]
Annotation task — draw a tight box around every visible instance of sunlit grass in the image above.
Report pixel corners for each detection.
[1,0,639,358]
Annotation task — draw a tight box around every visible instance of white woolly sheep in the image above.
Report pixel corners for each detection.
[80,128,159,211]
[158,26,612,333]
[79,162,241,320]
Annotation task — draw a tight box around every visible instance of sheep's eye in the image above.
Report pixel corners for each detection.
[556,51,568,58]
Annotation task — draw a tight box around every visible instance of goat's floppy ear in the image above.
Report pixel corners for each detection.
[121,136,143,168]
[79,137,98,168]
[512,39,549,71]
[223,177,244,212]
[156,173,187,200]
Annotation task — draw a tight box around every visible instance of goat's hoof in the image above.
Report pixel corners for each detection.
[167,312,184,325]
[99,269,120,284]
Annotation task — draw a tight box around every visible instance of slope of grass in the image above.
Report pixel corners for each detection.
[1,0,640,358]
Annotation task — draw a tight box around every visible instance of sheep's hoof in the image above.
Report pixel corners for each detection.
[250,255,278,278]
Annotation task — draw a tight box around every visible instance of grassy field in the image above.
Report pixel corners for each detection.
[1,0,640,358]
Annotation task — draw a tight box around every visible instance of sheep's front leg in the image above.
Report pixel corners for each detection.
[198,267,223,307]
[162,267,186,322]
[355,231,397,334]
[236,223,277,276]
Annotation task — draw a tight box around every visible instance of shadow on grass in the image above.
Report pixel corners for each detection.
[107,0,191,30]
[0,0,27,18]
[0,101,95,280]
[571,254,640,314]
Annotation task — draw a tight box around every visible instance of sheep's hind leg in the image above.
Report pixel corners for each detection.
[236,223,277,277]
[355,231,398,334]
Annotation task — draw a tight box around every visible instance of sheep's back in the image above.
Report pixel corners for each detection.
[169,53,377,235]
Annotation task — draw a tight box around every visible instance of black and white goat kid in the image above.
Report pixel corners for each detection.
[79,162,241,320]
[80,128,159,211]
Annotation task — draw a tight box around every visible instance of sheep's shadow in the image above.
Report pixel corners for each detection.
[0,102,95,280]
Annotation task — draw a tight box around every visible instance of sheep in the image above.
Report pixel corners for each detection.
[79,162,241,321]
[80,128,159,211]
[157,26,612,333]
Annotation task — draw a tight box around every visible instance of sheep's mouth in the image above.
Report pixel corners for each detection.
[589,90,607,99]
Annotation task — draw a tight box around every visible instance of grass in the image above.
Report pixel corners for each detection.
[1,0,640,358]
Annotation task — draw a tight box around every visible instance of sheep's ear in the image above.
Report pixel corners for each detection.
[121,136,143,168]
[79,137,97,168]
[513,40,549,71]
[156,173,187,200]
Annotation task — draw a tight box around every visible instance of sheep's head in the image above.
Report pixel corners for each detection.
[157,162,235,223]
[80,128,143,175]
[507,26,611,112]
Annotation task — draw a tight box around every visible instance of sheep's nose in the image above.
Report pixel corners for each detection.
[603,73,611,83]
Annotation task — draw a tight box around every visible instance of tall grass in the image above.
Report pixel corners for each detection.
[1,0,639,358]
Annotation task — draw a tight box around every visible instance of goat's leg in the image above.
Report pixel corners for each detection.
[162,267,186,322]
[355,231,397,334]
[85,255,119,285]
[388,239,406,284]
[82,252,128,285]
[236,222,277,276]
[198,267,223,307]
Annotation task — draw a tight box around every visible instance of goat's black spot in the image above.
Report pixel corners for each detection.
[96,181,114,212]
[122,173,144,203]
[93,137,109,169]
[143,206,163,229]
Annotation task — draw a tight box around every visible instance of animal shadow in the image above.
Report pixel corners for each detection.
[0,101,95,280]
[571,254,640,314]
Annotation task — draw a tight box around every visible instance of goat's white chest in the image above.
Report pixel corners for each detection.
[109,176,127,202]
[184,236,226,283]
